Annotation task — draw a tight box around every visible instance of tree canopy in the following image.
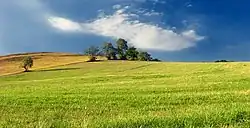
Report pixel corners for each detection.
[116,38,128,60]
[102,42,117,60]
[138,51,152,61]
[84,46,100,57]
[126,47,139,61]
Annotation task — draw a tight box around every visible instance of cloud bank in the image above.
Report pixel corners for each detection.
[48,8,204,51]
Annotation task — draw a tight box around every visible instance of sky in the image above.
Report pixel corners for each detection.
[1,0,250,61]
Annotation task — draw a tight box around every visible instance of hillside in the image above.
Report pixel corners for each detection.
[0,52,105,76]
[1,59,250,127]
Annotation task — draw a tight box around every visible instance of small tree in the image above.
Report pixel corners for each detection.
[138,51,152,61]
[21,56,33,72]
[102,42,117,60]
[84,46,100,56]
[116,38,128,60]
[125,47,139,61]
[84,46,100,62]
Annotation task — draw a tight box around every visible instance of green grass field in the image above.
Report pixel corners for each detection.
[1,61,250,127]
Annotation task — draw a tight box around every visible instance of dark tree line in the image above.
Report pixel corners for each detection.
[215,60,234,62]
[84,38,161,62]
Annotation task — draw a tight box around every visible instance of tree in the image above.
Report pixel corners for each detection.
[138,51,152,61]
[116,38,128,60]
[21,56,33,72]
[84,46,100,62]
[125,47,139,61]
[84,46,100,56]
[102,42,117,60]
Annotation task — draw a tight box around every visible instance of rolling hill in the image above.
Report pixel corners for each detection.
[1,53,250,127]
[0,52,105,76]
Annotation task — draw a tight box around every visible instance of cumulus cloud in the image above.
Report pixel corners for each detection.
[48,8,204,51]
[48,17,82,32]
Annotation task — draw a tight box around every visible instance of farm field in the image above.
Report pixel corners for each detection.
[1,60,250,127]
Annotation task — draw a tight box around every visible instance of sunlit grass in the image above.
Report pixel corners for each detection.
[1,61,250,127]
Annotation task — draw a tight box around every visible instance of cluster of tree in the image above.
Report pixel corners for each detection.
[84,38,161,62]
[214,60,234,62]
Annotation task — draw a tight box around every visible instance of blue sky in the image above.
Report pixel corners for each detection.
[1,0,250,61]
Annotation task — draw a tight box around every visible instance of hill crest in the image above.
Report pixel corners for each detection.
[0,52,105,76]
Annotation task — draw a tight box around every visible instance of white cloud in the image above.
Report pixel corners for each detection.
[48,17,82,32]
[48,7,204,52]
[113,4,122,9]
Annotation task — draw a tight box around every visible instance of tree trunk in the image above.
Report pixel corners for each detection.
[24,66,28,72]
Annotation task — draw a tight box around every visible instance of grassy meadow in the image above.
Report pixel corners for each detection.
[1,60,250,127]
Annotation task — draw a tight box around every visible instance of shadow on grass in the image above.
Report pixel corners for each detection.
[86,60,105,62]
[35,67,81,72]
[119,63,153,72]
